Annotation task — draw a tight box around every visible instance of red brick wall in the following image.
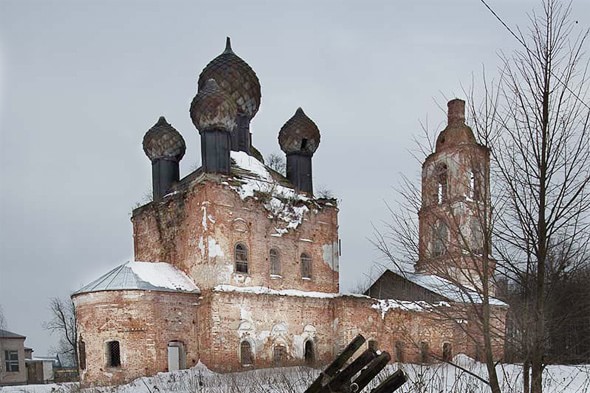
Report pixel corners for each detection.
[73,290,200,387]
[132,178,340,294]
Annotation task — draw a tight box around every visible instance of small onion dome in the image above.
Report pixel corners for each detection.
[190,78,238,133]
[197,37,261,119]
[435,99,476,152]
[142,116,186,162]
[278,107,321,155]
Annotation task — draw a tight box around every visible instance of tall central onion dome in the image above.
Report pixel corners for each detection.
[197,37,261,120]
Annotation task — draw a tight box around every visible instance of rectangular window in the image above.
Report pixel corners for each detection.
[106,341,121,367]
[4,350,19,372]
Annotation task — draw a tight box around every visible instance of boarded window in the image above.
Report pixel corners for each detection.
[443,343,452,361]
[431,221,448,257]
[240,341,253,366]
[273,345,287,366]
[394,341,404,363]
[4,350,19,372]
[304,340,315,365]
[270,249,280,276]
[368,340,378,351]
[301,253,312,279]
[235,243,248,273]
[436,163,448,204]
[106,341,121,367]
[79,339,86,370]
[420,341,430,363]
[470,219,484,255]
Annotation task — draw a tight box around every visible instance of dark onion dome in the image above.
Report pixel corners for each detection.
[190,78,238,133]
[197,37,261,119]
[142,116,186,162]
[278,107,321,155]
[435,99,476,152]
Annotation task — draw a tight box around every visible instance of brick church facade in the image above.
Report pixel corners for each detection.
[72,39,507,387]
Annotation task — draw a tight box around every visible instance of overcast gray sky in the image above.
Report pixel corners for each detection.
[2,0,589,357]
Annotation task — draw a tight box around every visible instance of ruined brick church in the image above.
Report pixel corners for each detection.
[72,39,507,387]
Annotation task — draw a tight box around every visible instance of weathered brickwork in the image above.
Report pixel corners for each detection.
[132,177,340,294]
[73,290,200,387]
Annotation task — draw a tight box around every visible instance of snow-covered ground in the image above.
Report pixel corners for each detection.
[2,356,589,393]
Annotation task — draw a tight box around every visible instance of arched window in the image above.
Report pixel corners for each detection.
[470,165,483,200]
[240,341,253,366]
[270,248,281,276]
[235,243,248,273]
[301,253,312,279]
[431,221,448,257]
[435,163,448,204]
[394,341,404,363]
[443,343,452,361]
[79,338,86,370]
[304,340,315,365]
[470,219,484,255]
[420,341,430,363]
[273,345,287,366]
[106,340,121,368]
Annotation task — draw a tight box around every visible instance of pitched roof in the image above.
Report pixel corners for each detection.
[73,261,200,295]
[380,269,507,307]
[0,329,26,339]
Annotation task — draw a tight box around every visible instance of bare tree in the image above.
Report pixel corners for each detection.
[266,153,286,175]
[485,1,590,392]
[44,297,78,367]
[0,304,6,331]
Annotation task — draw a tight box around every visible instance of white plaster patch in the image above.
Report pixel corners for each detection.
[207,238,224,258]
[322,241,340,272]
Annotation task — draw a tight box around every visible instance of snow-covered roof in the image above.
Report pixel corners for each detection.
[228,151,314,234]
[390,270,507,306]
[0,329,25,339]
[74,261,200,295]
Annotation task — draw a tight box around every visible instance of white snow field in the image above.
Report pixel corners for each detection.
[1,356,589,393]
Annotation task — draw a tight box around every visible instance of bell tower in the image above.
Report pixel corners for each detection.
[416,99,495,291]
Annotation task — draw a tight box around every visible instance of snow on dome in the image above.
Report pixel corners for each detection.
[74,261,200,295]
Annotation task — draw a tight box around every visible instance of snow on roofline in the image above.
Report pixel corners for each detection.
[389,269,508,307]
[73,261,200,295]
[214,285,339,298]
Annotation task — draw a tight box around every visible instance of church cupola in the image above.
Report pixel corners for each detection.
[435,99,476,152]
[190,78,237,174]
[198,37,261,154]
[142,116,186,201]
[278,107,321,194]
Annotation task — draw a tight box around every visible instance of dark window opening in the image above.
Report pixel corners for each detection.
[304,340,315,365]
[301,253,312,279]
[301,138,308,150]
[270,248,280,276]
[235,243,248,273]
[79,340,86,370]
[443,343,452,362]
[436,163,448,204]
[106,341,121,368]
[240,341,253,366]
[431,221,448,258]
[273,345,287,366]
[420,341,430,363]
[4,350,19,372]
[394,341,404,363]
[368,340,378,351]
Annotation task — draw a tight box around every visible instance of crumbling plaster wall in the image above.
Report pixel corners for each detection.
[199,291,336,371]
[132,177,340,293]
[73,290,200,387]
